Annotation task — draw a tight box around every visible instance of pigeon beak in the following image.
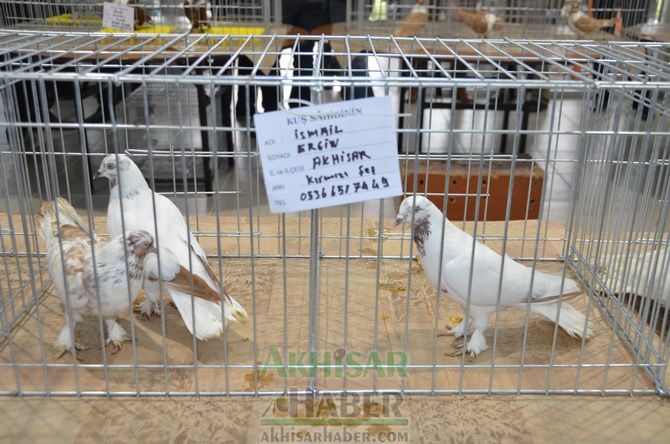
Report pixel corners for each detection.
[147,245,157,254]
[92,171,101,181]
[393,216,405,228]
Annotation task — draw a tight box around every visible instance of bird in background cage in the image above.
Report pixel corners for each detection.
[454,6,503,38]
[561,0,622,38]
[95,154,249,341]
[184,0,211,32]
[600,248,670,335]
[37,198,156,359]
[115,0,152,28]
[394,1,429,37]
[395,196,592,359]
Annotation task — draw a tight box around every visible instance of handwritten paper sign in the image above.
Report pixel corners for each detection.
[254,96,403,213]
[102,2,135,32]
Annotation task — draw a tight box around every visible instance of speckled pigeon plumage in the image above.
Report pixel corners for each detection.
[561,0,622,37]
[38,198,155,358]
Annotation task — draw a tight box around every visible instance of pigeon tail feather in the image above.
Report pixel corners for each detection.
[527,302,593,339]
[167,288,224,341]
[38,211,54,245]
[530,275,582,302]
[223,293,249,324]
[38,198,93,242]
[53,197,90,234]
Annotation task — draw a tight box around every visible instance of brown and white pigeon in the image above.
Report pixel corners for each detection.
[395,195,592,358]
[184,0,210,32]
[96,154,249,341]
[394,1,429,37]
[115,0,151,28]
[561,0,622,38]
[38,198,156,359]
[454,7,503,38]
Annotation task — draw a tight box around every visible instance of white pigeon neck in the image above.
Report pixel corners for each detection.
[111,171,150,199]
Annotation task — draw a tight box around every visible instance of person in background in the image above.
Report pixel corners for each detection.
[262,0,345,111]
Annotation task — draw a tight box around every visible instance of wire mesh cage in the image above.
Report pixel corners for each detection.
[0,31,669,396]
[349,0,652,39]
[0,1,283,33]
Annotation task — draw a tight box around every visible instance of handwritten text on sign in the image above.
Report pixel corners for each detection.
[254,96,403,213]
[102,2,135,32]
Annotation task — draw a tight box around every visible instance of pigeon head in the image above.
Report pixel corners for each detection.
[492,16,503,32]
[126,230,156,258]
[561,0,579,15]
[94,154,147,192]
[394,195,435,227]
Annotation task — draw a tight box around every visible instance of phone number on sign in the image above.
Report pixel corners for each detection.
[300,177,391,201]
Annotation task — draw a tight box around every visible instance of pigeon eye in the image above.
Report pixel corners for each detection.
[414,207,420,213]
[107,163,114,170]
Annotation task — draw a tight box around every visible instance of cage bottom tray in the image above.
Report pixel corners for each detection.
[0,215,659,394]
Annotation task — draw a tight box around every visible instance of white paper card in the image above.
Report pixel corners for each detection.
[254,96,403,213]
[102,2,135,32]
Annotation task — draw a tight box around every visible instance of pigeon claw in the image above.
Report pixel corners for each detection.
[105,339,125,355]
[109,342,122,355]
[444,347,478,362]
[136,298,161,319]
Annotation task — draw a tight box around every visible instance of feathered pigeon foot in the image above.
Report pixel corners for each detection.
[53,324,86,360]
[105,321,129,354]
[136,297,161,319]
[444,330,487,361]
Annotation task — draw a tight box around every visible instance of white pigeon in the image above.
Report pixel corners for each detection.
[601,248,669,333]
[38,198,155,358]
[95,154,249,341]
[395,195,592,358]
[601,248,669,299]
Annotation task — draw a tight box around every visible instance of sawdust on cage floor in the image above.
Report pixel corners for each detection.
[0,217,658,393]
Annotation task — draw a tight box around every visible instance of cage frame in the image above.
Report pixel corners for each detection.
[0,31,669,397]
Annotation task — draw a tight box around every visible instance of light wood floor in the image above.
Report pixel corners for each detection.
[0,395,669,443]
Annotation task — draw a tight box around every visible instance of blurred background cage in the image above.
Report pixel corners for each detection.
[0,1,283,33]
[0,32,669,396]
[349,0,655,39]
